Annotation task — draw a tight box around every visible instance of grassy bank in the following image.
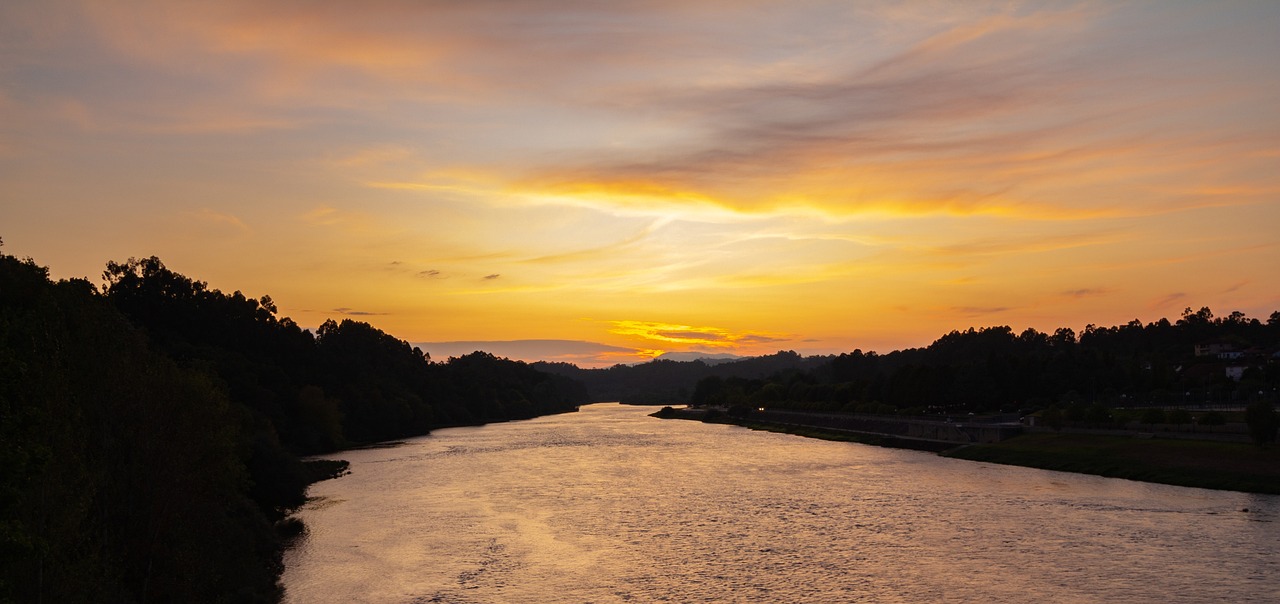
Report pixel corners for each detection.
[945,432,1280,494]
[653,408,1280,494]
[652,408,955,452]
[723,419,956,452]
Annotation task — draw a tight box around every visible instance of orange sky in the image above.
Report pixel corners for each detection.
[3,1,1278,367]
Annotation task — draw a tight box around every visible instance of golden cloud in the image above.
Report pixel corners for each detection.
[608,320,787,349]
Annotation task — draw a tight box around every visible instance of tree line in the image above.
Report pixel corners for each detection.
[544,308,1280,442]
[535,351,830,406]
[698,310,1278,415]
[0,248,587,603]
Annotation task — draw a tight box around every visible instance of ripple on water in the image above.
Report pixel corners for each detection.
[283,404,1280,604]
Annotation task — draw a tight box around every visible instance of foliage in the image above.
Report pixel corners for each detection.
[559,308,1280,421]
[101,257,586,453]
[535,351,826,405]
[1,254,278,601]
[1244,400,1278,446]
[1199,411,1227,431]
[947,433,1280,494]
[1041,406,1065,431]
[1141,408,1166,426]
[1085,403,1113,427]
[2,252,588,602]
[1166,408,1192,426]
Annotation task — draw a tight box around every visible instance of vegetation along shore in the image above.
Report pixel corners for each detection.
[653,406,1280,495]
[4,237,1277,601]
[0,246,588,603]
[628,305,1280,494]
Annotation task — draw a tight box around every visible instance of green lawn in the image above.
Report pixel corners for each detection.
[945,432,1280,494]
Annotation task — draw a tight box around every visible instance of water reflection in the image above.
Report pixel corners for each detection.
[284,404,1278,603]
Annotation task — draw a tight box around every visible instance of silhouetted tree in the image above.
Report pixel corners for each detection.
[3,250,588,602]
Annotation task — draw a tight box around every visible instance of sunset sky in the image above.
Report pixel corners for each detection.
[3,1,1278,367]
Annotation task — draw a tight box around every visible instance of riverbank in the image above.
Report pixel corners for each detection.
[652,407,972,452]
[945,432,1280,495]
[652,408,1280,495]
[713,417,958,452]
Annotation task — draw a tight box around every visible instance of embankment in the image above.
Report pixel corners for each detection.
[654,407,1280,495]
[654,407,1019,453]
[945,432,1280,494]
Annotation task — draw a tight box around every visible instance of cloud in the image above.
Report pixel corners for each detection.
[950,306,1012,316]
[521,220,664,265]
[302,206,347,227]
[1150,293,1186,309]
[332,307,388,316]
[1061,288,1110,299]
[1222,281,1249,294]
[738,334,788,344]
[5,0,1279,361]
[924,231,1120,258]
[609,320,788,349]
[508,7,1110,217]
[415,339,643,367]
[300,205,398,237]
[493,3,1278,225]
[68,0,730,113]
[190,207,249,232]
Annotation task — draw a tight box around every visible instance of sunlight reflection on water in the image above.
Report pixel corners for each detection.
[283,404,1279,603]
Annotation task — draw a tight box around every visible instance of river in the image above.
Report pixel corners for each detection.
[282,403,1278,603]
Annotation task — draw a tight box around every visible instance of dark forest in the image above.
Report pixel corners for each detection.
[4,244,1278,602]
[542,309,1280,419]
[0,250,586,603]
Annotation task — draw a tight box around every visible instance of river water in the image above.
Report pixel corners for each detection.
[282,403,1278,603]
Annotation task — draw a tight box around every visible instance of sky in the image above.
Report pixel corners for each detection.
[2,0,1278,367]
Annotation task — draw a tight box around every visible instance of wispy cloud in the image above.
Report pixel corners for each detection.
[609,320,788,349]
[521,220,664,265]
[1150,293,1187,310]
[950,306,1012,317]
[190,208,249,233]
[4,0,1278,359]
[333,307,388,316]
[1222,281,1249,294]
[415,339,644,367]
[500,4,1277,224]
[1061,288,1110,299]
[923,231,1120,258]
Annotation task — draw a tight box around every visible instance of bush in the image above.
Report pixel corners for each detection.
[1199,411,1227,432]
[1166,408,1192,428]
[1245,401,1278,445]
[1041,406,1064,431]
[1141,407,1166,426]
[1086,403,1112,426]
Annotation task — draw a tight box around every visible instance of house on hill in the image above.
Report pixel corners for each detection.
[1195,341,1244,358]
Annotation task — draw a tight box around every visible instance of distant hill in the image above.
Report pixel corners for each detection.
[653,351,743,365]
[538,307,1280,415]
[534,350,829,405]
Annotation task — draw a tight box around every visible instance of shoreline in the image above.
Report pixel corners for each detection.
[653,408,1280,495]
[944,432,1280,495]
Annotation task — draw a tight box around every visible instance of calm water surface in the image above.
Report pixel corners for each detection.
[283,404,1278,603]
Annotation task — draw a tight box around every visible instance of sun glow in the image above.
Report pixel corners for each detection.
[3,0,1278,367]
